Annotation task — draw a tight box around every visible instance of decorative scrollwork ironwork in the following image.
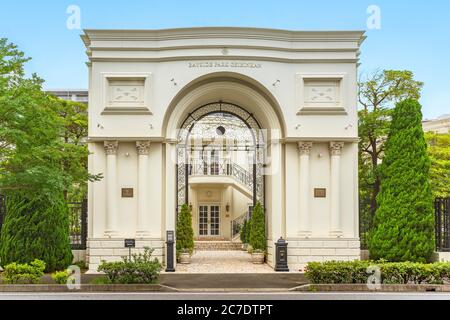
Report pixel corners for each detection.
[177,102,265,212]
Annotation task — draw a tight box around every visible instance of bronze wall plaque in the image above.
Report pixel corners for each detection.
[121,188,134,198]
[314,188,326,198]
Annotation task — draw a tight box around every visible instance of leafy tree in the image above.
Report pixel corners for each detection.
[369,99,434,262]
[425,133,450,198]
[249,202,266,252]
[176,204,194,256]
[50,97,99,202]
[358,70,423,230]
[0,39,84,270]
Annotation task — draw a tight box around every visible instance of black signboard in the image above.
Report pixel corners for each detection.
[124,239,136,248]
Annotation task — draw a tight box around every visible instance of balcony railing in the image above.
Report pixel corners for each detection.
[188,160,253,191]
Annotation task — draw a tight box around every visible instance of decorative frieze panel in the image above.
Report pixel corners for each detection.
[109,81,144,105]
[304,80,340,105]
[296,73,347,115]
[101,73,152,115]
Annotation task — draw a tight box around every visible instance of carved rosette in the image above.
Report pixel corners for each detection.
[298,141,313,156]
[136,141,151,155]
[329,141,344,156]
[104,141,119,155]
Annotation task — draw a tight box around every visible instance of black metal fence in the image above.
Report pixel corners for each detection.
[0,195,5,234]
[0,196,87,250]
[68,199,88,250]
[435,197,450,252]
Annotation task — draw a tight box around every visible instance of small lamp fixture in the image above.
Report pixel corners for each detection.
[189,203,193,211]
[226,203,230,212]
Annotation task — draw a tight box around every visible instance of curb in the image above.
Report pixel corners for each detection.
[0,284,178,293]
[290,284,450,292]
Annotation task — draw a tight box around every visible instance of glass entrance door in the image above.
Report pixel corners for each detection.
[198,205,220,236]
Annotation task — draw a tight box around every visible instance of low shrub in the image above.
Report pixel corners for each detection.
[305,260,450,285]
[74,261,88,270]
[97,247,162,284]
[51,270,70,285]
[2,259,46,284]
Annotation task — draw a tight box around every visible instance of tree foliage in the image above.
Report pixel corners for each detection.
[0,38,99,199]
[369,99,434,263]
[249,202,266,252]
[176,204,194,255]
[0,39,97,269]
[240,219,248,244]
[0,192,73,272]
[358,70,424,231]
[425,133,450,198]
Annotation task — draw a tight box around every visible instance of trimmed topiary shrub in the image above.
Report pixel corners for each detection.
[249,202,266,252]
[176,204,194,256]
[369,99,434,263]
[0,192,73,272]
[240,220,248,244]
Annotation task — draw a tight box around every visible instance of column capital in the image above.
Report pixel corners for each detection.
[104,141,118,155]
[298,141,313,156]
[136,140,151,155]
[329,141,344,156]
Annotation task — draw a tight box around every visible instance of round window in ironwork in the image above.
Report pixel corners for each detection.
[216,126,226,136]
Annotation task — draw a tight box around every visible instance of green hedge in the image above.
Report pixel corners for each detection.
[305,261,450,285]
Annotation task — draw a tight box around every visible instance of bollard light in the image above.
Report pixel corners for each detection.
[275,237,289,272]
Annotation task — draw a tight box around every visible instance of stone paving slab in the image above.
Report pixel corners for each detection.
[175,250,274,273]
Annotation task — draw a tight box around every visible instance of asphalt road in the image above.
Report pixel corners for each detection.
[2,292,450,300]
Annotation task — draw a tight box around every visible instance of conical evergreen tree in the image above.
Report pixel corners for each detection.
[240,219,248,244]
[0,191,73,272]
[176,204,194,255]
[249,202,266,252]
[369,99,434,262]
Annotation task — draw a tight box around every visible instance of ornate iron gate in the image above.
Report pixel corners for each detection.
[69,199,88,250]
[176,101,265,213]
[435,197,450,252]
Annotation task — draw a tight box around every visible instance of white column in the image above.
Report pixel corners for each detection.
[104,141,118,237]
[329,141,344,237]
[136,141,151,237]
[298,141,313,237]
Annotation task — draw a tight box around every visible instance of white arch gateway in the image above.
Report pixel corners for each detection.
[83,27,365,272]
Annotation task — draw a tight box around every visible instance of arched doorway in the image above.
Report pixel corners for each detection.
[176,102,265,241]
[163,75,286,268]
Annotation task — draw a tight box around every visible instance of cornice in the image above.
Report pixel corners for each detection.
[83,27,366,43]
[88,56,359,64]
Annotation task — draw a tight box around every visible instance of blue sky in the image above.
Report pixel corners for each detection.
[0,0,449,119]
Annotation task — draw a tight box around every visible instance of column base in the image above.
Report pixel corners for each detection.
[297,231,312,238]
[104,230,118,238]
[330,230,343,238]
[136,231,151,238]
